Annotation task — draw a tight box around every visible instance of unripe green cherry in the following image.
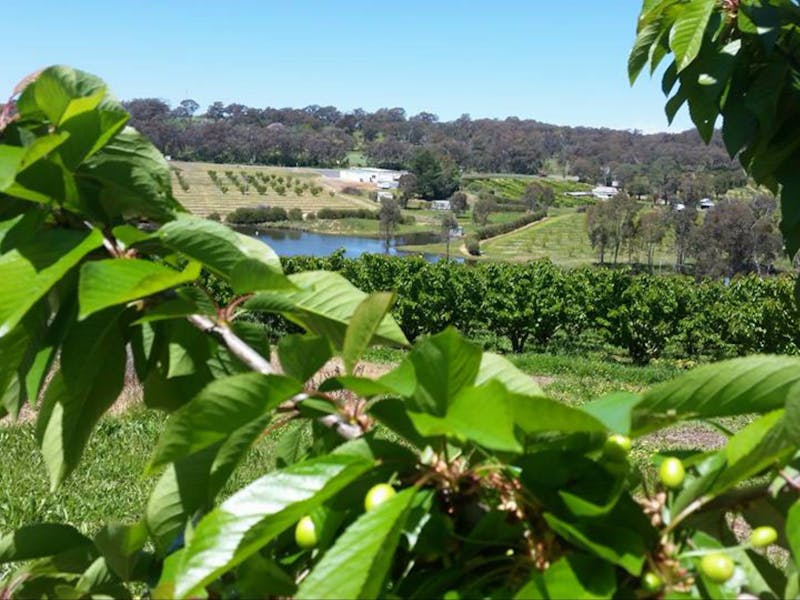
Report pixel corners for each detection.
[603,434,632,460]
[294,515,318,549]
[641,571,663,593]
[749,526,778,548]
[659,457,686,489]
[699,552,735,583]
[364,483,396,511]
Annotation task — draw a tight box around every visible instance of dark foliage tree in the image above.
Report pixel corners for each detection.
[691,195,783,277]
[472,195,496,226]
[637,209,668,271]
[397,173,417,208]
[378,197,402,241]
[449,190,468,214]
[521,181,555,211]
[410,148,460,200]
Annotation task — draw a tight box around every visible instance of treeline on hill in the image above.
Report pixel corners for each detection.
[206,254,799,365]
[124,98,747,197]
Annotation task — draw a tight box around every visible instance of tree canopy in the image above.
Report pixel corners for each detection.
[630,0,800,256]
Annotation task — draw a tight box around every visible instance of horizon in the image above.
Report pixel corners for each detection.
[0,1,695,135]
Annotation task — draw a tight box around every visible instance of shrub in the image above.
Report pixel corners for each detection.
[288,207,303,220]
[317,207,378,219]
[465,234,481,255]
[226,205,289,224]
[475,210,546,240]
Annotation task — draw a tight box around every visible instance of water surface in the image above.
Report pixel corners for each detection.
[244,227,460,263]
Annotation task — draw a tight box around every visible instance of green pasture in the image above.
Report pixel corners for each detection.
[0,351,683,536]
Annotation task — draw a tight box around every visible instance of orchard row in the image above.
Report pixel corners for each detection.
[213,254,800,363]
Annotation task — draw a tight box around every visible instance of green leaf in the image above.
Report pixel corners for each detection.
[36,308,127,488]
[788,500,800,569]
[474,351,543,397]
[75,557,126,597]
[58,97,129,170]
[296,488,422,600]
[170,455,373,598]
[3,294,73,419]
[18,132,71,172]
[518,452,624,518]
[407,380,605,453]
[78,258,201,319]
[159,214,284,285]
[236,554,297,598]
[710,409,796,494]
[631,355,800,435]
[0,227,103,336]
[343,291,395,373]
[319,375,398,398]
[246,271,408,350]
[94,523,149,581]
[408,380,524,452]
[407,327,482,416]
[0,310,43,415]
[0,524,92,563]
[583,392,640,435]
[132,294,200,325]
[145,448,216,556]
[544,513,646,576]
[629,16,665,83]
[149,373,301,470]
[780,173,800,259]
[78,127,182,222]
[670,0,715,72]
[516,553,616,599]
[277,334,332,382]
[0,145,25,191]
[16,66,106,124]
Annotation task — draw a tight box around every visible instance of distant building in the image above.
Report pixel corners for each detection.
[699,198,715,210]
[377,191,394,201]
[430,200,451,210]
[339,167,407,188]
[592,185,619,200]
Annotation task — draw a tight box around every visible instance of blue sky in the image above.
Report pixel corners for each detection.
[0,1,693,133]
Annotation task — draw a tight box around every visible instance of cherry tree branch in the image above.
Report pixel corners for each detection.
[186,313,363,440]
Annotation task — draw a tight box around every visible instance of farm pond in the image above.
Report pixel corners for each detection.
[243,227,462,263]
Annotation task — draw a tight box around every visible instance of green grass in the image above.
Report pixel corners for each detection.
[0,351,686,538]
[478,209,677,266]
[462,176,593,207]
[345,151,368,167]
[508,352,682,406]
[0,408,289,537]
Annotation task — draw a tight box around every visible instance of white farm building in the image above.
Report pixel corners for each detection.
[339,167,407,188]
[591,185,620,200]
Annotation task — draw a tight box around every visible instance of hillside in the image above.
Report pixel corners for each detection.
[169,161,374,217]
[126,99,746,199]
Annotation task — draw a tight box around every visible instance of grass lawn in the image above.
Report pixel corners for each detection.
[170,161,375,218]
[0,350,686,537]
[462,175,594,207]
[345,150,368,167]
[479,209,677,267]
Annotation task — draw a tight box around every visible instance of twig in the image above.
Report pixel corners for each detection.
[187,314,275,374]
[186,313,364,440]
[780,469,800,493]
